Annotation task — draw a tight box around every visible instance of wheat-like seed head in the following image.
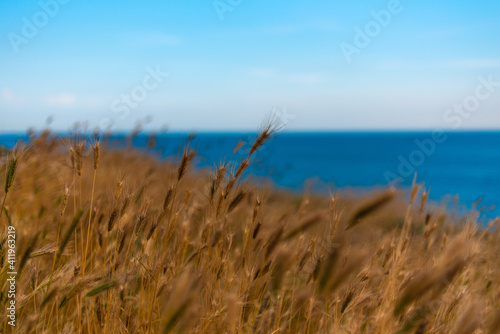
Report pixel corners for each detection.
[75,141,85,176]
[93,141,100,170]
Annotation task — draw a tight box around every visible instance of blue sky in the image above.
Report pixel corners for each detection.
[1,0,499,131]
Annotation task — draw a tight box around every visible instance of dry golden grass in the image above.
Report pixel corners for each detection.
[0,129,499,333]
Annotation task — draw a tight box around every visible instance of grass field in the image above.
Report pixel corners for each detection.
[0,128,499,333]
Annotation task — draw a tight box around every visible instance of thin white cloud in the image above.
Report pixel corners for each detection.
[247,67,276,78]
[44,93,76,107]
[261,21,340,36]
[372,59,500,70]
[246,68,324,85]
[445,59,500,69]
[409,26,471,40]
[262,24,309,36]
[0,88,24,105]
[289,73,324,85]
[1,88,14,101]
[126,32,181,47]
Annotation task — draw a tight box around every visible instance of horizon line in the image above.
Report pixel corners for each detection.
[2,128,500,136]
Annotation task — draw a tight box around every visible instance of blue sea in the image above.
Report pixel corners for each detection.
[1,131,499,222]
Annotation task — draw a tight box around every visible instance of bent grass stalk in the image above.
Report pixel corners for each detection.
[83,141,100,275]
[1,151,18,223]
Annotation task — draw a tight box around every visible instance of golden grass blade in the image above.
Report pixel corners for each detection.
[345,189,396,231]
